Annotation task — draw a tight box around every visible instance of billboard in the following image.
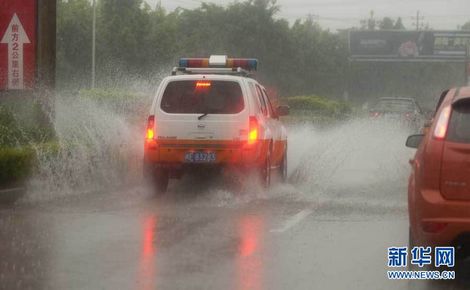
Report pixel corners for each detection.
[349,30,470,62]
[0,0,37,90]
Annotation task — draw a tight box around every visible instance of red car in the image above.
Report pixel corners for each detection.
[407,87,470,256]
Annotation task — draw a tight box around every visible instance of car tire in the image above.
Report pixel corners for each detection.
[407,229,433,271]
[260,147,272,189]
[408,227,413,269]
[144,162,169,195]
[153,169,169,195]
[280,150,288,183]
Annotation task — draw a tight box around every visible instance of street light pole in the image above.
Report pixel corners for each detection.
[91,0,96,88]
[466,43,470,86]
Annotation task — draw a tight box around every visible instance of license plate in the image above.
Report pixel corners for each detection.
[184,152,216,163]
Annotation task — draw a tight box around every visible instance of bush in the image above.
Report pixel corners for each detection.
[28,102,56,143]
[287,95,353,118]
[0,102,56,188]
[0,147,36,187]
[0,103,56,147]
[0,106,21,147]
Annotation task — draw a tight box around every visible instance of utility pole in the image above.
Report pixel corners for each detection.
[412,11,424,31]
[37,0,56,92]
[416,11,420,30]
[307,14,319,23]
[466,43,470,86]
[37,0,57,123]
[92,0,96,89]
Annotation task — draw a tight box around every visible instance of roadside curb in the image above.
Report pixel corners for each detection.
[0,187,26,204]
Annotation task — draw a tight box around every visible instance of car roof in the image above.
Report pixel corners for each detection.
[452,86,470,105]
[163,74,255,83]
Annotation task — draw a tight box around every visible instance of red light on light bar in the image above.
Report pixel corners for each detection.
[179,58,209,68]
[196,81,211,88]
[179,57,258,71]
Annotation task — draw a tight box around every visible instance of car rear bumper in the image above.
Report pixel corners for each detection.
[413,188,470,247]
[144,139,269,168]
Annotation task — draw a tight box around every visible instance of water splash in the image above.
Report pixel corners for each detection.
[288,118,415,207]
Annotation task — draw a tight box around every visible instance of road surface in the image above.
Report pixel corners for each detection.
[1,121,468,290]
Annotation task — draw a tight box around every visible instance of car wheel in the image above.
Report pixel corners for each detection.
[260,148,271,189]
[407,227,418,271]
[143,162,169,195]
[280,150,287,183]
[408,230,434,272]
[153,169,169,195]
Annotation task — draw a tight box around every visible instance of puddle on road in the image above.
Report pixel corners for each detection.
[20,94,415,212]
[287,119,415,209]
[156,118,415,210]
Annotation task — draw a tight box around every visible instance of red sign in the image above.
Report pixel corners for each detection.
[0,0,36,90]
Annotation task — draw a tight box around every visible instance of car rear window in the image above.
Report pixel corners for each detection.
[447,101,470,143]
[160,80,244,114]
[374,99,415,113]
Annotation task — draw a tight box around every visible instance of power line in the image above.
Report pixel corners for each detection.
[411,10,425,30]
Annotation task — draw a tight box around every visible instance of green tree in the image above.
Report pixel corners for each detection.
[379,17,394,29]
[360,11,376,30]
[57,0,93,88]
[97,0,153,77]
[462,21,470,30]
[55,1,462,103]
[394,17,405,30]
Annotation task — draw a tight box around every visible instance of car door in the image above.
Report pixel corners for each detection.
[256,85,283,167]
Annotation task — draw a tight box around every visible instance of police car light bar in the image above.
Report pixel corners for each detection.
[179,55,258,71]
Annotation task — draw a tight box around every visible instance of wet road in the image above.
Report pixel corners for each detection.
[0,184,409,290]
[1,121,469,290]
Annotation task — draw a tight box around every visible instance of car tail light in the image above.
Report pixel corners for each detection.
[195,81,211,88]
[405,112,413,118]
[370,111,381,118]
[421,221,448,233]
[433,105,451,139]
[146,115,155,140]
[248,116,259,144]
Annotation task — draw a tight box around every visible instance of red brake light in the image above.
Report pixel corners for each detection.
[248,116,258,144]
[433,105,451,139]
[195,81,211,88]
[146,115,155,140]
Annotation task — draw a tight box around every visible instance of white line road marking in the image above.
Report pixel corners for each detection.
[270,208,313,233]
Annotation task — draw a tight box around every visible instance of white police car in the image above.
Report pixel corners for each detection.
[143,55,289,193]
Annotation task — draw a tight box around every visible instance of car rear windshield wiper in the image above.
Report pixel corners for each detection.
[198,112,209,120]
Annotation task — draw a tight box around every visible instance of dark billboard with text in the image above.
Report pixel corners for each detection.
[349,30,470,61]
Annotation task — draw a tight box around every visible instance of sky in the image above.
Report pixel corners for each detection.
[146,0,470,31]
